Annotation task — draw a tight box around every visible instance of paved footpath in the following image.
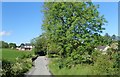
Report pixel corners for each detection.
[25,56,52,76]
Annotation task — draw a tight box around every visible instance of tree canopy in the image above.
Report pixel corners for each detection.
[9,43,16,49]
[0,41,9,48]
[31,33,48,55]
[42,2,107,59]
[0,41,17,49]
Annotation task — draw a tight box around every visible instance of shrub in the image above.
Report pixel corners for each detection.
[93,53,120,75]
[11,58,32,76]
[112,52,120,75]
[2,55,33,77]
[2,59,14,77]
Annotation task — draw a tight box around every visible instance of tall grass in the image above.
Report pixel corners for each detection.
[49,58,94,75]
[48,54,120,76]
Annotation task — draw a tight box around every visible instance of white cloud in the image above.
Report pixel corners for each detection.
[0,31,11,36]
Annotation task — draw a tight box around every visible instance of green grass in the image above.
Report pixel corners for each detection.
[0,48,34,62]
[48,58,120,75]
[0,49,2,60]
[48,58,94,75]
[49,64,94,75]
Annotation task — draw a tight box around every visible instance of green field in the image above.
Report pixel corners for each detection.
[0,48,34,61]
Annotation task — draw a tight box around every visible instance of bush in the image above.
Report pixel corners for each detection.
[11,58,32,76]
[55,54,72,68]
[2,59,14,77]
[2,55,33,77]
[49,51,120,75]
[93,52,120,75]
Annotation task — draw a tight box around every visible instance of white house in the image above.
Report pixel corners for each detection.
[95,45,110,54]
[16,43,34,51]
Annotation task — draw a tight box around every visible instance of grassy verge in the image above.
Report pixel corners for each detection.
[49,58,94,75]
[48,55,120,75]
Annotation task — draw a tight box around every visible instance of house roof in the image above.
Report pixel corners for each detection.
[19,43,33,48]
[97,46,106,50]
[25,43,32,46]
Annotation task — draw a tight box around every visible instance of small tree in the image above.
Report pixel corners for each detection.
[105,33,110,37]
[0,41,9,48]
[9,43,16,49]
[104,33,112,45]
[31,33,48,56]
[111,34,116,41]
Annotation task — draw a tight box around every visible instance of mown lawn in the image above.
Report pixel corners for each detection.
[1,48,34,62]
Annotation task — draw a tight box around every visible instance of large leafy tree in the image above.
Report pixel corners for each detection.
[42,2,107,63]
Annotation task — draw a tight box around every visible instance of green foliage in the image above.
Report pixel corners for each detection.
[41,2,120,75]
[93,50,120,75]
[93,55,113,75]
[8,43,16,49]
[103,33,112,45]
[1,49,34,77]
[0,41,9,48]
[118,41,120,51]
[49,52,120,75]
[113,52,120,69]
[2,59,13,77]
[42,2,107,66]
[49,58,93,75]
[31,33,47,56]
[0,41,17,49]
[111,34,116,41]
[2,55,33,77]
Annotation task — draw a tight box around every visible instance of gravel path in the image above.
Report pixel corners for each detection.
[25,56,52,76]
